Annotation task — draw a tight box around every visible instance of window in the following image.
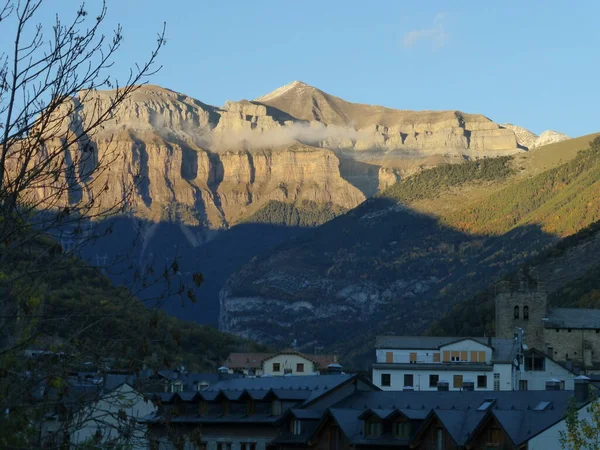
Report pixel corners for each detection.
[381,373,391,387]
[170,382,183,393]
[246,399,255,415]
[436,428,444,450]
[217,444,232,450]
[479,351,486,363]
[296,363,304,373]
[199,401,208,415]
[330,426,341,450]
[523,305,529,320]
[524,354,545,371]
[460,351,468,362]
[514,305,519,319]
[477,375,487,388]
[272,400,282,416]
[222,400,230,416]
[386,351,393,363]
[394,421,411,438]
[272,363,281,372]
[410,352,417,363]
[429,374,439,387]
[568,329,572,333]
[453,375,463,388]
[451,351,460,362]
[404,374,414,388]
[292,420,302,435]
[560,380,565,390]
[365,419,382,437]
[519,380,528,391]
[493,373,500,391]
[433,353,440,362]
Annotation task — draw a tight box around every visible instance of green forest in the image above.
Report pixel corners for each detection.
[242,200,348,227]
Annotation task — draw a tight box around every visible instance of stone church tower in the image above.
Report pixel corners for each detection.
[494,274,547,350]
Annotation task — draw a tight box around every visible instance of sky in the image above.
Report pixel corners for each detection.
[3,0,600,137]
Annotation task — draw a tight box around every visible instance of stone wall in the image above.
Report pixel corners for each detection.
[494,282,547,350]
[545,328,600,368]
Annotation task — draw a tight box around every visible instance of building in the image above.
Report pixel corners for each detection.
[372,336,519,391]
[141,372,378,450]
[274,376,595,450]
[69,383,155,449]
[495,277,600,372]
[223,350,338,377]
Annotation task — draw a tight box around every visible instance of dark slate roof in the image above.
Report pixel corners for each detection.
[332,390,583,446]
[375,336,518,363]
[287,408,323,420]
[205,374,354,406]
[544,308,600,329]
[140,412,279,424]
[434,409,486,446]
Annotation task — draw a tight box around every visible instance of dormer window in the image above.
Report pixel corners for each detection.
[394,421,411,438]
[514,305,519,319]
[291,419,302,435]
[197,381,209,391]
[170,381,183,393]
[365,418,382,437]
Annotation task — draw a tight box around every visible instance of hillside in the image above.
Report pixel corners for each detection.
[219,135,600,361]
[47,81,545,327]
[0,237,267,372]
[429,219,600,337]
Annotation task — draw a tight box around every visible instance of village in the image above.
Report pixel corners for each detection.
[31,282,600,449]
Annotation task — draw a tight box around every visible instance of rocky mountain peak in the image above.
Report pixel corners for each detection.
[255,80,314,102]
[502,123,569,150]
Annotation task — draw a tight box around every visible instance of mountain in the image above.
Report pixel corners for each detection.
[219,134,600,356]
[30,82,545,326]
[502,123,570,149]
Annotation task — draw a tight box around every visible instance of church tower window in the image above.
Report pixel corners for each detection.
[514,305,519,319]
[523,306,529,320]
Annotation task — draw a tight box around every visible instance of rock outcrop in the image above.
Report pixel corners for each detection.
[502,123,570,149]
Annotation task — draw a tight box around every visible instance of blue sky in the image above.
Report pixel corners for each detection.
[4,1,600,136]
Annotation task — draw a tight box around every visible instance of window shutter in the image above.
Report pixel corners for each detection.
[443,351,450,362]
[433,353,440,362]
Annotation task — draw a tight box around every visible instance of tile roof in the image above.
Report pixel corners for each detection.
[224,351,338,370]
[545,308,600,329]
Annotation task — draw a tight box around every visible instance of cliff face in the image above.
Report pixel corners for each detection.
[26,82,560,328]
[39,82,532,228]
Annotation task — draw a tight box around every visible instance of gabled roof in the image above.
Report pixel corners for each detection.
[545,308,600,329]
[223,351,337,370]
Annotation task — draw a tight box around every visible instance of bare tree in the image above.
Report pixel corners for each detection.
[0,1,188,448]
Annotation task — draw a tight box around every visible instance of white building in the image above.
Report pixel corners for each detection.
[70,383,155,449]
[373,335,579,392]
[373,336,517,391]
[223,350,337,377]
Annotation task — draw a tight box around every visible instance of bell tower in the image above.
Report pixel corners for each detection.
[494,273,547,350]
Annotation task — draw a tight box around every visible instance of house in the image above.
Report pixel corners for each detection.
[141,372,378,450]
[139,367,241,393]
[495,278,600,372]
[223,350,338,377]
[372,336,519,391]
[520,348,577,391]
[69,383,155,449]
[274,376,595,450]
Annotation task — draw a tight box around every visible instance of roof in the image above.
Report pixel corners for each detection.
[545,308,600,329]
[224,351,337,370]
[375,336,518,362]
[333,390,585,446]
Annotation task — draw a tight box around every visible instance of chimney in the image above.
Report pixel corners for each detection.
[218,366,229,380]
[327,363,343,375]
[462,380,475,391]
[575,376,591,402]
[545,379,561,391]
[437,380,449,392]
[402,386,414,392]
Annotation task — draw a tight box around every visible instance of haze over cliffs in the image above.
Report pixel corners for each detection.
[50,81,566,326]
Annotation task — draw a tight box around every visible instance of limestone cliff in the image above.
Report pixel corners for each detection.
[502,123,570,149]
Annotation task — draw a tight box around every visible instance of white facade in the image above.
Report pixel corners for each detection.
[519,353,576,391]
[528,399,597,450]
[262,353,318,376]
[373,338,517,391]
[70,383,155,449]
